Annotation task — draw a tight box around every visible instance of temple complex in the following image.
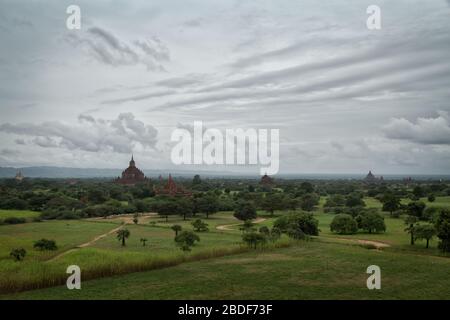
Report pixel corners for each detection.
[115,155,149,186]
[154,174,191,197]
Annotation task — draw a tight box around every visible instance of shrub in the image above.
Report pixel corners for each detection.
[3,217,26,225]
[242,232,267,249]
[358,212,386,234]
[175,231,200,251]
[233,201,257,221]
[10,248,26,261]
[191,219,209,232]
[273,212,319,237]
[435,209,450,252]
[33,239,58,251]
[330,214,358,234]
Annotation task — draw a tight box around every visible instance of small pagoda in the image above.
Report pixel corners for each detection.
[154,174,191,197]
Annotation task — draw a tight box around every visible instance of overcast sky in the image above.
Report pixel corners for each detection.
[0,0,450,175]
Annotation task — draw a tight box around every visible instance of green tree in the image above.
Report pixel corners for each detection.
[427,194,436,203]
[345,193,366,207]
[191,219,209,232]
[10,248,26,261]
[197,194,219,218]
[381,193,401,216]
[140,238,148,247]
[273,212,319,236]
[175,231,200,251]
[404,215,419,245]
[406,201,426,220]
[299,193,319,211]
[33,239,58,251]
[330,214,358,234]
[171,224,182,236]
[242,232,267,249]
[435,209,450,252]
[116,228,130,246]
[261,193,285,216]
[234,201,257,221]
[156,200,180,222]
[240,220,256,233]
[358,212,386,234]
[414,224,436,248]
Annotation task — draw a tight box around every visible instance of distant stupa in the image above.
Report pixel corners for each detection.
[114,155,149,186]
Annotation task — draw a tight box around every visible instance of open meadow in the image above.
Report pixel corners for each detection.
[0,190,449,299]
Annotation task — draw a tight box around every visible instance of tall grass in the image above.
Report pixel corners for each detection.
[0,238,294,294]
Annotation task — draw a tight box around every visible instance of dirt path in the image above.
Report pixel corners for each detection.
[216,218,267,231]
[48,223,127,261]
[322,236,391,249]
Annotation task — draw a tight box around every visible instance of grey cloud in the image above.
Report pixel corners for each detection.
[101,89,176,105]
[383,112,450,145]
[0,113,158,154]
[67,26,170,71]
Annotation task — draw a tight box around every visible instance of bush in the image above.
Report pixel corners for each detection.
[10,248,26,261]
[175,231,200,251]
[242,232,267,249]
[3,217,26,225]
[273,212,319,237]
[191,219,209,232]
[233,201,257,221]
[33,239,58,251]
[357,212,386,234]
[435,209,450,252]
[330,214,358,234]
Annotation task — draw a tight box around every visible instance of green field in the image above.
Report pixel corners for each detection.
[4,241,450,300]
[0,210,40,220]
[0,196,449,299]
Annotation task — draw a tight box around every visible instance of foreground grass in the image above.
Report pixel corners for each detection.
[3,240,449,300]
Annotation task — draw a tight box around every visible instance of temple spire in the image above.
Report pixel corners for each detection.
[129,154,135,167]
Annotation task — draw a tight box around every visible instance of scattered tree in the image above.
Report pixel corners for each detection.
[33,239,58,251]
[175,231,200,251]
[171,224,182,236]
[435,209,450,252]
[330,214,358,234]
[234,201,257,221]
[242,231,267,249]
[140,238,148,247]
[414,224,436,248]
[116,228,130,246]
[358,212,386,234]
[191,219,209,232]
[10,248,26,261]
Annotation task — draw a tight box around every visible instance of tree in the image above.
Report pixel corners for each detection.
[234,201,257,221]
[345,193,366,207]
[358,212,386,234]
[240,220,256,233]
[197,194,219,218]
[177,198,193,220]
[10,248,26,261]
[381,193,401,216]
[406,201,426,220]
[156,200,180,222]
[273,212,319,237]
[116,228,130,246]
[427,194,436,203]
[261,193,284,216]
[300,193,319,211]
[414,224,436,248]
[133,213,139,224]
[140,238,148,247]
[193,174,202,185]
[412,186,425,199]
[175,231,200,251]
[330,214,358,234]
[324,194,346,208]
[191,219,209,232]
[242,232,267,249]
[435,209,450,252]
[33,239,58,251]
[171,224,182,236]
[404,215,419,245]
